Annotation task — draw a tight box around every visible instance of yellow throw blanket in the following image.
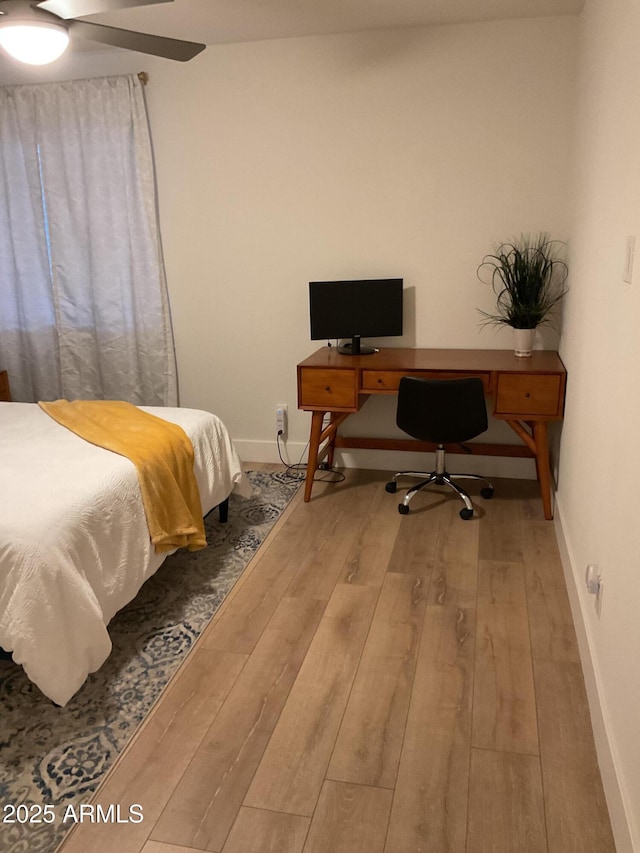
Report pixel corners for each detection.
[39,400,207,554]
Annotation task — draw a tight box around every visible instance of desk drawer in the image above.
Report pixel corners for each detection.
[495,373,563,417]
[299,368,357,409]
[362,370,491,392]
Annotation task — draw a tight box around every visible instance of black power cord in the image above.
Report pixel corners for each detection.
[276,428,345,485]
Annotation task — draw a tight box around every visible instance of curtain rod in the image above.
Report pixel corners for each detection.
[138,72,149,85]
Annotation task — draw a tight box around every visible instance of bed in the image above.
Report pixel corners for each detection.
[0,402,250,706]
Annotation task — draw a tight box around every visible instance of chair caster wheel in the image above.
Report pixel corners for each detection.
[459,507,474,520]
[398,503,410,515]
[385,482,397,493]
[481,487,494,499]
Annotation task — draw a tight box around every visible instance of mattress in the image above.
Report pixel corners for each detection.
[0,402,249,706]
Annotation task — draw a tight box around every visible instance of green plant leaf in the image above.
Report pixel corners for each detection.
[477,233,568,329]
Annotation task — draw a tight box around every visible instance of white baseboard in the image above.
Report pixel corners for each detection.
[234,439,537,480]
[233,439,308,466]
[554,497,637,853]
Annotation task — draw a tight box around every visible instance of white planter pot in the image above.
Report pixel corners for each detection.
[513,327,536,357]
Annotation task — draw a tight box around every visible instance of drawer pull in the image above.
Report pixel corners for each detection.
[525,392,531,398]
[325,386,331,392]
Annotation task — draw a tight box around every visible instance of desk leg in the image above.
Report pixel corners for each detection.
[507,418,554,520]
[304,411,325,503]
[327,413,340,469]
[533,421,553,520]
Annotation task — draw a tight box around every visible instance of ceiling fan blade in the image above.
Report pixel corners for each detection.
[36,0,173,20]
[68,19,205,61]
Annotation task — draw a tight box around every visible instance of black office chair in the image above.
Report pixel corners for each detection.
[385,376,494,519]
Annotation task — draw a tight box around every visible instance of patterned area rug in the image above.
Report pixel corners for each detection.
[0,469,300,853]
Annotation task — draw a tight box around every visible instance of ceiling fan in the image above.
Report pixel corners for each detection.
[0,0,205,65]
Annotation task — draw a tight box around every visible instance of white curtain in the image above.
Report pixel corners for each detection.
[0,74,177,405]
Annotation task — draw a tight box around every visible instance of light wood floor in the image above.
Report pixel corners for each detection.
[58,464,616,853]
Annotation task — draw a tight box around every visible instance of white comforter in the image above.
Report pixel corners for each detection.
[0,403,249,706]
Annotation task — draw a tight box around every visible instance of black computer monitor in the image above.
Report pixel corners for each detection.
[309,278,403,355]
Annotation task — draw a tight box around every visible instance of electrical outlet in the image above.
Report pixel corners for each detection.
[585,564,604,615]
[623,235,635,283]
[276,404,288,436]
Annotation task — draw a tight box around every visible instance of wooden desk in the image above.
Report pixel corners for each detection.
[297,347,567,519]
[0,370,11,402]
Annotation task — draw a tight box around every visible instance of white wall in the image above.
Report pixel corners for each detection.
[0,17,577,474]
[556,0,640,849]
[154,19,577,474]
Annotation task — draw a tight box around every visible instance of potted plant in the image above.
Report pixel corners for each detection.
[477,233,568,356]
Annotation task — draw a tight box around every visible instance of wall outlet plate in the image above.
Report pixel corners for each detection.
[276,404,288,436]
[585,563,601,595]
[623,235,635,284]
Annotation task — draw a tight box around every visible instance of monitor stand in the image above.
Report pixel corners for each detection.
[338,336,377,355]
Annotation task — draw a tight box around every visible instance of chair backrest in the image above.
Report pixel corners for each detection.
[396,376,488,444]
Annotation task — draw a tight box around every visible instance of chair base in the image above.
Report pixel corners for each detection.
[385,468,494,519]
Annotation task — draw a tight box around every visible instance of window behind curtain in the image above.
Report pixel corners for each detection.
[0,74,177,405]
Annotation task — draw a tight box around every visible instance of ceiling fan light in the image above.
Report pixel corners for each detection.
[0,21,70,65]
